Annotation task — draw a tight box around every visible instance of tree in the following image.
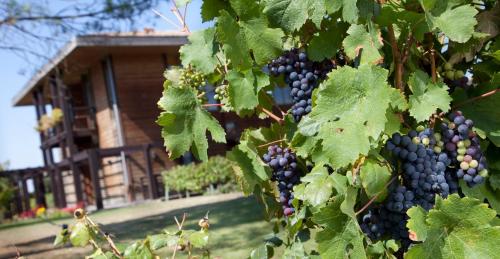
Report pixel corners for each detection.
[0,0,159,67]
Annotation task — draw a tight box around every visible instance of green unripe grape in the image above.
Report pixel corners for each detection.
[457,155,464,162]
[444,62,453,71]
[434,146,442,153]
[412,137,421,144]
[448,123,456,129]
[454,70,465,80]
[437,141,444,147]
[422,137,430,145]
[469,159,478,168]
[460,161,469,170]
[463,139,471,147]
[457,147,466,155]
[457,141,465,148]
[445,70,455,80]
[416,125,425,132]
[479,169,488,177]
[434,133,442,141]
[214,94,220,100]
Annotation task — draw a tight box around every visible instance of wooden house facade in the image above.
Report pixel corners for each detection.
[5,31,281,212]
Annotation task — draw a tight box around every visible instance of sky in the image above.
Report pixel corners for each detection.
[0,0,211,170]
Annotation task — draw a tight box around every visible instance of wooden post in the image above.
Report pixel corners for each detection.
[88,149,103,210]
[33,173,47,208]
[144,144,158,199]
[11,175,23,214]
[56,75,85,204]
[21,175,31,212]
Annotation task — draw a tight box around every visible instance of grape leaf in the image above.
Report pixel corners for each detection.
[227,69,269,114]
[298,65,392,168]
[295,165,334,207]
[216,10,284,69]
[307,21,348,61]
[406,194,500,259]
[123,240,154,259]
[343,23,383,64]
[313,198,367,259]
[179,28,219,74]
[201,0,228,22]
[428,5,479,43]
[359,159,391,201]
[460,91,500,146]
[69,222,90,247]
[408,70,451,122]
[325,0,359,24]
[187,230,209,248]
[157,87,226,161]
[263,0,326,32]
[460,181,500,213]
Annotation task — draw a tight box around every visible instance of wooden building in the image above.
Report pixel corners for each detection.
[5,31,289,212]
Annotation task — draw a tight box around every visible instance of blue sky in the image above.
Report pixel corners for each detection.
[0,0,210,170]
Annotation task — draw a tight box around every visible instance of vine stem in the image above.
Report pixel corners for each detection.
[86,216,123,258]
[452,88,500,109]
[257,139,286,148]
[202,103,224,108]
[172,213,187,259]
[355,176,397,216]
[258,106,284,124]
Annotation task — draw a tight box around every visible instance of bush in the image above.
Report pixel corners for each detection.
[162,156,238,194]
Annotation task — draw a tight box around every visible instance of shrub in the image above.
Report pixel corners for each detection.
[162,156,238,194]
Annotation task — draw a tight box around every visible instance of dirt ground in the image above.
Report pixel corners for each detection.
[0,193,244,259]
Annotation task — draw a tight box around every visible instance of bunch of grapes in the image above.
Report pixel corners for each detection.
[440,111,488,186]
[268,49,335,122]
[359,208,386,240]
[438,62,471,92]
[179,67,206,89]
[262,145,301,216]
[214,85,228,102]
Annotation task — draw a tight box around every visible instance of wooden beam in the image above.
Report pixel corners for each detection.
[21,176,31,212]
[88,149,103,210]
[33,174,47,208]
[143,144,158,199]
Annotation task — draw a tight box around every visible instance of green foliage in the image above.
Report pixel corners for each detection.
[406,195,500,258]
[161,156,238,194]
[156,0,500,258]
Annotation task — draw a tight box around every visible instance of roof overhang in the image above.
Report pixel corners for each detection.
[12,32,189,106]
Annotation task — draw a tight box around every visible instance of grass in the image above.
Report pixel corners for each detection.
[101,197,277,258]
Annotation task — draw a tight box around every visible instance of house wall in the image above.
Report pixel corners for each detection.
[111,48,178,199]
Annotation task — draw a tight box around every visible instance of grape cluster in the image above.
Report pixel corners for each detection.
[268,49,335,122]
[440,111,488,187]
[262,145,301,216]
[438,62,471,92]
[179,67,206,89]
[360,128,453,246]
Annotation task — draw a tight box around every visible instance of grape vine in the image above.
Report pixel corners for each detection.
[155,0,500,258]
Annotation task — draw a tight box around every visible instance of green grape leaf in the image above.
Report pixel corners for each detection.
[359,159,391,201]
[295,165,334,207]
[157,87,226,161]
[227,140,270,195]
[313,198,367,259]
[149,233,179,250]
[343,24,384,65]
[389,88,408,111]
[307,21,348,61]
[201,0,228,22]
[461,91,500,146]
[429,5,479,43]
[460,181,500,213]
[282,239,308,259]
[406,194,500,259]
[53,229,69,246]
[408,70,451,122]
[263,0,326,32]
[187,230,209,248]
[123,240,154,259]
[179,28,219,74]
[325,0,359,24]
[227,69,269,114]
[298,65,392,168]
[216,10,284,69]
[69,221,90,247]
[406,206,429,241]
[249,243,274,259]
